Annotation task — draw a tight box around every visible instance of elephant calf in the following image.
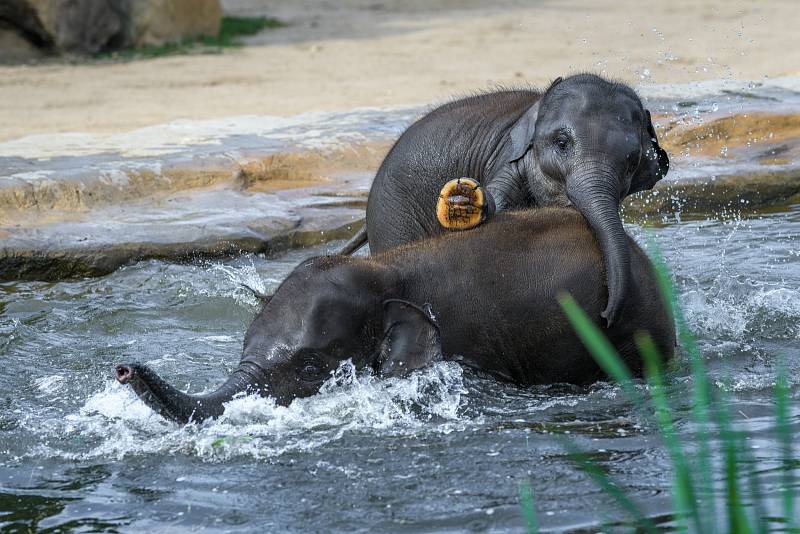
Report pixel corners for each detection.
[342,73,670,327]
[116,207,675,424]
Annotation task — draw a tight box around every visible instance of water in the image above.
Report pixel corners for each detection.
[3,78,800,531]
[1,200,798,532]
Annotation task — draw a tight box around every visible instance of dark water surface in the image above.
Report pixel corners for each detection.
[1,202,798,532]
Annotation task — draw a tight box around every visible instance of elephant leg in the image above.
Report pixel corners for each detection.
[435,178,495,231]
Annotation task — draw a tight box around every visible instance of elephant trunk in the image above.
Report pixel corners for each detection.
[566,169,630,328]
[115,362,263,424]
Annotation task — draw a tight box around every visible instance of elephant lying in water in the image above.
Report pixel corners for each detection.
[341,73,670,327]
[116,208,675,423]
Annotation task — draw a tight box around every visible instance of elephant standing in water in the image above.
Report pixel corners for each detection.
[117,208,675,424]
[342,74,669,327]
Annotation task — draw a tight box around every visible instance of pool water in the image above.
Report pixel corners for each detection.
[1,201,798,532]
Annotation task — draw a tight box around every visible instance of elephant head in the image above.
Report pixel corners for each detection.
[507,74,669,327]
[116,257,441,423]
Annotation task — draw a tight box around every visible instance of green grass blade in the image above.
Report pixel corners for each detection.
[563,443,657,533]
[557,293,642,405]
[557,293,669,529]
[644,236,705,368]
[740,434,768,534]
[645,236,677,324]
[648,240,708,409]
[775,355,796,530]
[716,384,755,534]
[636,331,703,532]
[681,322,714,524]
[518,481,539,533]
[646,236,715,525]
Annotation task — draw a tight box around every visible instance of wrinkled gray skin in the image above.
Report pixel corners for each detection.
[116,208,675,424]
[346,74,669,327]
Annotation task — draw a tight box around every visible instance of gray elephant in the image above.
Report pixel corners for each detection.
[116,208,675,423]
[341,74,669,327]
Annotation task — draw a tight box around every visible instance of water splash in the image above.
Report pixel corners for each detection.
[205,258,275,307]
[683,283,800,342]
[25,361,466,463]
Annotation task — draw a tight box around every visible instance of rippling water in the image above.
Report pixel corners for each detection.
[1,202,798,532]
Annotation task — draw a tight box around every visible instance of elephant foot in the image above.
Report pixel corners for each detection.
[436,178,491,231]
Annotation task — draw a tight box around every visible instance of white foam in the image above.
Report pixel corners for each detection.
[682,284,800,340]
[34,374,66,394]
[29,361,466,462]
[683,289,749,339]
[750,288,800,319]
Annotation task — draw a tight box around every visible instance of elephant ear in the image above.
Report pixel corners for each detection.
[375,299,442,377]
[629,109,670,194]
[508,101,540,163]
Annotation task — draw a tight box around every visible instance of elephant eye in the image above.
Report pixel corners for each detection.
[298,355,326,382]
[553,133,570,152]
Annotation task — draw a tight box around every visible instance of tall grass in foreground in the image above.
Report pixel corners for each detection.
[520,246,797,532]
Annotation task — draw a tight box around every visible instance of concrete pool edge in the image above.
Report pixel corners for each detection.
[3,95,800,281]
[1,164,798,282]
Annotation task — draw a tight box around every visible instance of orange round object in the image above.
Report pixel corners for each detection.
[435,178,486,230]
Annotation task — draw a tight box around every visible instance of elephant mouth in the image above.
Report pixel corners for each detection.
[436,178,488,231]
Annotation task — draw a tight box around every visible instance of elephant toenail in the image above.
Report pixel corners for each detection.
[436,177,486,231]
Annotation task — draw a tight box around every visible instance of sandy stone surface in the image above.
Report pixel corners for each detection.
[1,0,799,142]
[2,0,799,281]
